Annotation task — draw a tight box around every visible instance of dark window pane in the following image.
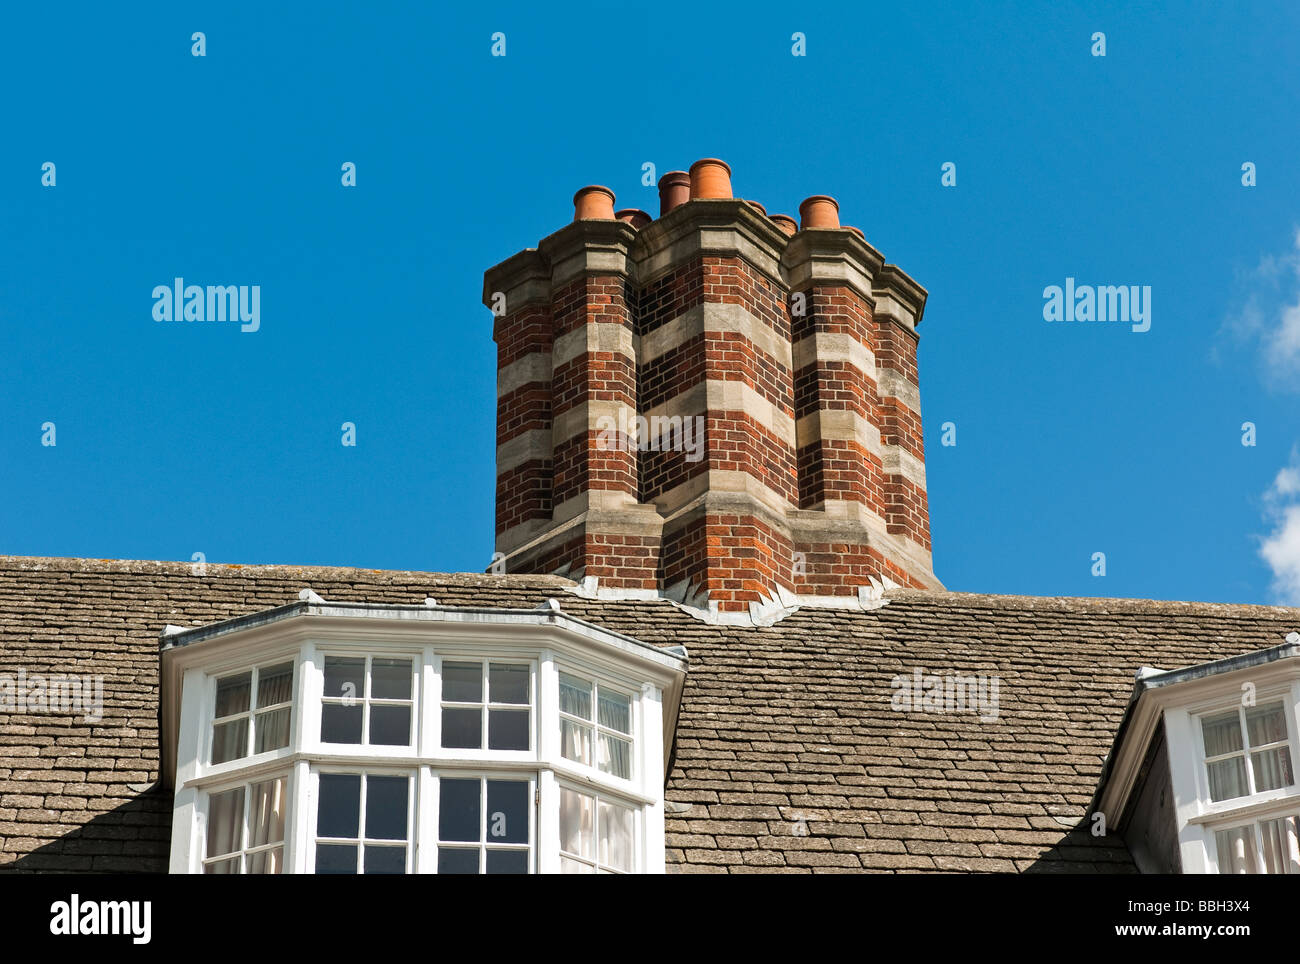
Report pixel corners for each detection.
[204,857,240,874]
[255,707,291,753]
[486,780,529,844]
[315,844,358,874]
[215,672,252,718]
[489,664,529,705]
[442,662,482,703]
[488,709,529,751]
[321,703,363,744]
[211,718,248,764]
[438,847,480,874]
[323,657,365,702]
[365,776,409,841]
[439,778,480,842]
[371,658,412,701]
[257,663,294,708]
[369,705,411,746]
[317,774,361,838]
[364,845,407,874]
[442,708,481,748]
[486,850,529,874]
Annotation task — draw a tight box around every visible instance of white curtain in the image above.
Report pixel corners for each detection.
[1260,816,1300,874]
[1215,826,1257,874]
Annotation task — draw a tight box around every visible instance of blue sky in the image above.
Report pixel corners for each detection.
[2,2,1299,606]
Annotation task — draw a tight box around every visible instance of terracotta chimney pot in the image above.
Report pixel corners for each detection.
[745,200,767,216]
[573,185,616,221]
[798,195,840,229]
[615,208,652,229]
[845,225,865,240]
[657,171,690,216]
[689,158,733,199]
[769,214,798,236]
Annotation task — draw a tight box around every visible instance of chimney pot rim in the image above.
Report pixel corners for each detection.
[689,157,732,175]
[572,184,616,205]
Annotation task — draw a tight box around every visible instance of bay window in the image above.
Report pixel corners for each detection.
[161,598,686,875]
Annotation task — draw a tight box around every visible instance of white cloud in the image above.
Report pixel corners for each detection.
[1223,229,1300,386]
[1261,451,1300,605]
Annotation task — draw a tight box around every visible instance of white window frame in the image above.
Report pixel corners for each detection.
[430,770,537,874]
[1206,807,1300,874]
[308,766,418,874]
[434,655,537,757]
[318,651,419,750]
[1196,698,1297,803]
[556,779,641,874]
[200,772,291,874]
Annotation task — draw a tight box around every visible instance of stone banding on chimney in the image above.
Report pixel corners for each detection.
[485,162,941,613]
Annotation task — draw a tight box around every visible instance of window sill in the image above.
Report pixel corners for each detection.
[1188,787,1300,825]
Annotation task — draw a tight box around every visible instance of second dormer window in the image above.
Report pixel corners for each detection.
[320,655,414,746]
[1200,701,1295,802]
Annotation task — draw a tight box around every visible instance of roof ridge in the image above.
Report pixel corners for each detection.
[0,554,575,587]
[885,588,1300,618]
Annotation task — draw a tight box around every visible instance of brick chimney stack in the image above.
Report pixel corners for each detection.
[484,160,941,615]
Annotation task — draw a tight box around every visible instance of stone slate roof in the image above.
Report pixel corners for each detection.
[0,555,1297,874]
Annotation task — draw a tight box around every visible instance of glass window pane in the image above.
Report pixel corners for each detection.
[1202,710,1244,757]
[442,662,482,703]
[486,850,529,874]
[438,847,480,874]
[248,777,287,849]
[323,657,365,702]
[211,718,248,764]
[1216,826,1258,874]
[559,855,594,874]
[559,788,594,859]
[442,708,481,749]
[561,719,592,766]
[247,847,284,875]
[371,658,413,701]
[256,662,294,708]
[317,773,361,838]
[369,705,412,746]
[598,690,631,733]
[439,778,481,842]
[1246,703,1289,747]
[255,707,291,753]
[1208,756,1249,802]
[599,799,634,871]
[365,775,409,841]
[364,845,407,874]
[1251,747,1294,792]
[486,780,529,845]
[559,673,592,719]
[207,787,244,858]
[215,672,252,718]
[489,664,529,705]
[315,843,358,874]
[320,703,363,744]
[204,857,240,874]
[488,708,529,751]
[1260,815,1300,874]
[599,733,632,779]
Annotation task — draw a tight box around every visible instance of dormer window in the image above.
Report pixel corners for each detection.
[1094,639,1300,874]
[160,598,686,875]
